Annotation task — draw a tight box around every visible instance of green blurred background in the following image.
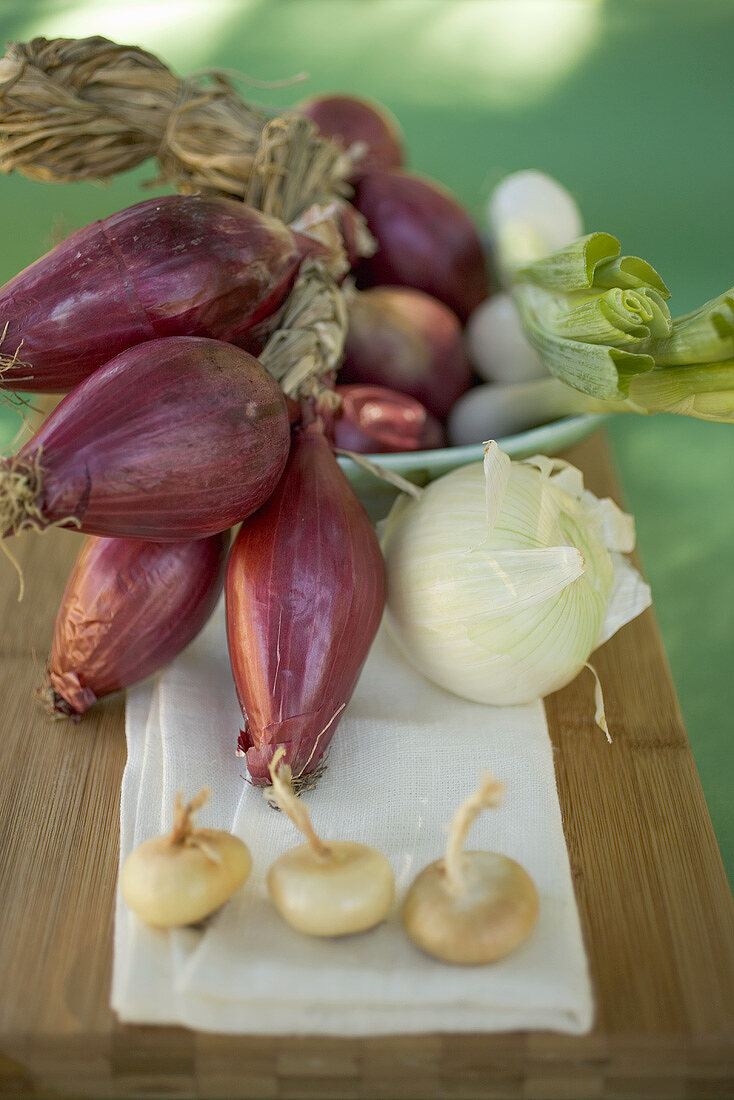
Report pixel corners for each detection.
[0,1,732,880]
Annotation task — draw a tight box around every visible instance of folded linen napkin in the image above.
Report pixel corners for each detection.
[112,550,648,1035]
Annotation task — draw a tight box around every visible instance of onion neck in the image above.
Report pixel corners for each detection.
[168,789,210,847]
[244,112,353,225]
[444,773,504,895]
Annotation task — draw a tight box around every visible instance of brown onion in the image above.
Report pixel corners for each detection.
[340,287,472,420]
[40,533,228,717]
[226,420,385,787]
[332,384,445,453]
[0,195,320,393]
[0,337,290,540]
[352,169,490,322]
[299,93,404,175]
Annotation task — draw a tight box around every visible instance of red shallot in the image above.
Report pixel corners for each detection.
[0,195,321,393]
[352,169,490,322]
[40,532,228,718]
[332,384,445,453]
[226,420,385,787]
[0,337,290,540]
[299,93,404,175]
[340,286,472,420]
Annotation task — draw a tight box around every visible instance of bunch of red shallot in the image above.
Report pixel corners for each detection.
[0,60,496,788]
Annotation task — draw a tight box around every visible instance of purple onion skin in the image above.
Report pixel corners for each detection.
[10,336,290,539]
[340,286,472,420]
[299,93,404,175]
[333,383,445,453]
[226,421,386,786]
[46,532,228,716]
[0,195,318,392]
[352,169,490,322]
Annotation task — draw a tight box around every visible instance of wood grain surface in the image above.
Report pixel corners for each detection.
[1,432,733,1100]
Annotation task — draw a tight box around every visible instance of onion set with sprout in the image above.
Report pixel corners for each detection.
[265,749,395,937]
[121,789,252,928]
[403,772,539,965]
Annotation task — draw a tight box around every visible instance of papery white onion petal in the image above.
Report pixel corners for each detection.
[395,546,585,623]
[581,493,636,553]
[597,552,652,647]
[584,662,610,742]
[483,440,511,536]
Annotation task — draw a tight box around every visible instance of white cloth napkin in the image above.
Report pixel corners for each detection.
[113,594,618,1037]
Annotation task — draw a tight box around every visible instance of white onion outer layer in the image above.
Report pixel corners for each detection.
[381,443,646,707]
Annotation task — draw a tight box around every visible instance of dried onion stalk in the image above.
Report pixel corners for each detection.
[0,36,353,222]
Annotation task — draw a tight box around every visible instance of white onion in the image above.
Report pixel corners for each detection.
[381,442,648,708]
[465,293,547,384]
[487,170,584,267]
[447,377,588,445]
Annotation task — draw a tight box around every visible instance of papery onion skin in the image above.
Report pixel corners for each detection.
[0,195,320,392]
[226,420,385,786]
[3,336,290,539]
[381,460,615,706]
[340,287,472,420]
[299,93,405,175]
[333,383,445,453]
[352,169,490,322]
[43,532,228,717]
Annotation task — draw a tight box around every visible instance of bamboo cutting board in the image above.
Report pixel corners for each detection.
[1,432,733,1100]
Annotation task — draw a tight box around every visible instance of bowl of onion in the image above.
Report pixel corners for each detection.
[329,266,606,516]
[297,98,607,514]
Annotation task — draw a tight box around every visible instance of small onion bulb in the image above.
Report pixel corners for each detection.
[120,790,252,928]
[403,772,539,965]
[381,441,641,714]
[487,170,584,269]
[465,294,546,385]
[265,750,395,937]
[447,377,591,446]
